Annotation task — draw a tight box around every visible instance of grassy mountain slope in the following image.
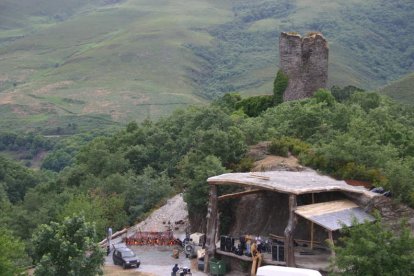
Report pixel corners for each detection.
[0,0,227,132]
[0,0,107,30]
[380,73,414,104]
[0,0,413,133]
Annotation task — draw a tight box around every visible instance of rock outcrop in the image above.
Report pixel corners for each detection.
[279,32,329,101]
[347,192,414,234]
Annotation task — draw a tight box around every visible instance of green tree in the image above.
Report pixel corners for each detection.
[273,69,288,105]
[348,92,381,112]
[181,155,227,214]
[41,150,73,172]
[0,155,42,203]
[193,127,247,165]
[384,158,414,205]
[330,217,414,276]
[59,193,128,239]
[31,215,104,276]
[235,95,274,117]
[330,85,364,102]
[313,89,336,107]
[76,138,129,177]
[59,194,107,238]
[0,228,28,276]
[124,167,173,223]
[213,92,242,111]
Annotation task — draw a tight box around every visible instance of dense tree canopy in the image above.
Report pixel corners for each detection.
[0,155,43,203]
[331,217,414,276]
[1,85,414,271]
[31,215,104,276]
[0,228,28,276]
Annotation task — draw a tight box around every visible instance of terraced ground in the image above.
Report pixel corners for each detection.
[0,0,413,133]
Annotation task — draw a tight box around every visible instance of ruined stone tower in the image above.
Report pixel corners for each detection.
[279,32,329,101]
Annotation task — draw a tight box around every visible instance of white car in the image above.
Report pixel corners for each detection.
[257,265,322,276]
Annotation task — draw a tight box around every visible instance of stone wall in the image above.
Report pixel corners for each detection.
[279,32,329,101]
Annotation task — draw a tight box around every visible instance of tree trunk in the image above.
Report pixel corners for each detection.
[284,194,297,267]
[204,185,218,273]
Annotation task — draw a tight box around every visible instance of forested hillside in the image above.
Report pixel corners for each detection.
[2,89,414,254]
[0,0,413,132]
[1,1,413,273]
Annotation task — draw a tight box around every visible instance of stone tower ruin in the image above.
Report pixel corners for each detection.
[279,32,329,101]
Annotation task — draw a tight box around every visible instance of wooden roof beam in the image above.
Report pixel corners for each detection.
[218,189,264,201]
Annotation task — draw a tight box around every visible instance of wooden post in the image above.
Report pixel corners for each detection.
[310,222,314,250]
[204,185,218,273]
[310,193,315,250]
[328,230,335,257]
[284,194,297,267]
[216,212,220,245]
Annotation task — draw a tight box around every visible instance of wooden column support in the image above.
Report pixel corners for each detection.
[310,193,315,250]
[204,185,218,273]
[284,194,297,267]
[328,230,335,257]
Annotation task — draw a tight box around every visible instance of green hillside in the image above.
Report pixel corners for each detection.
[380,73,414,105]
[0,0,413,133]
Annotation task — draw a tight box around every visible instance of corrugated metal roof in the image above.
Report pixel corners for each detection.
[207,170,377,196]
[295,200,375,231]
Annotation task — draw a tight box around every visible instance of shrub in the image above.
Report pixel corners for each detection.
[269,137,312,157]
[299,148,329,170]
[269,138,289,157]
[330,85,365,102]
[214,93,242,111]
[283,137,312,156]
[236,95,274,117]
[331,216,414,276]
[348,92,381,112]
[231,156,255,172]
[313,89,336,106]
[273,70,288,105]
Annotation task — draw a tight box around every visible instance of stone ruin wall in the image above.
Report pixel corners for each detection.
[279,32,329,101]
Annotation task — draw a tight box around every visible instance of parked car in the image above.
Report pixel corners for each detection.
[112,246,140,269]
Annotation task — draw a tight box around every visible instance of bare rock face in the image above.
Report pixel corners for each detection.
[279,32,329,101]
[229,192,344,242]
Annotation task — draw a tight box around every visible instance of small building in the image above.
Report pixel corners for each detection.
[203,169,377,274]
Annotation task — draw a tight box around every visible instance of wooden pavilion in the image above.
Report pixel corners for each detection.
[203,170,377,273]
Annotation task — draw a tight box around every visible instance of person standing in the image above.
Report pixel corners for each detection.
[107,227,113,256]
[172,264,179,276]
